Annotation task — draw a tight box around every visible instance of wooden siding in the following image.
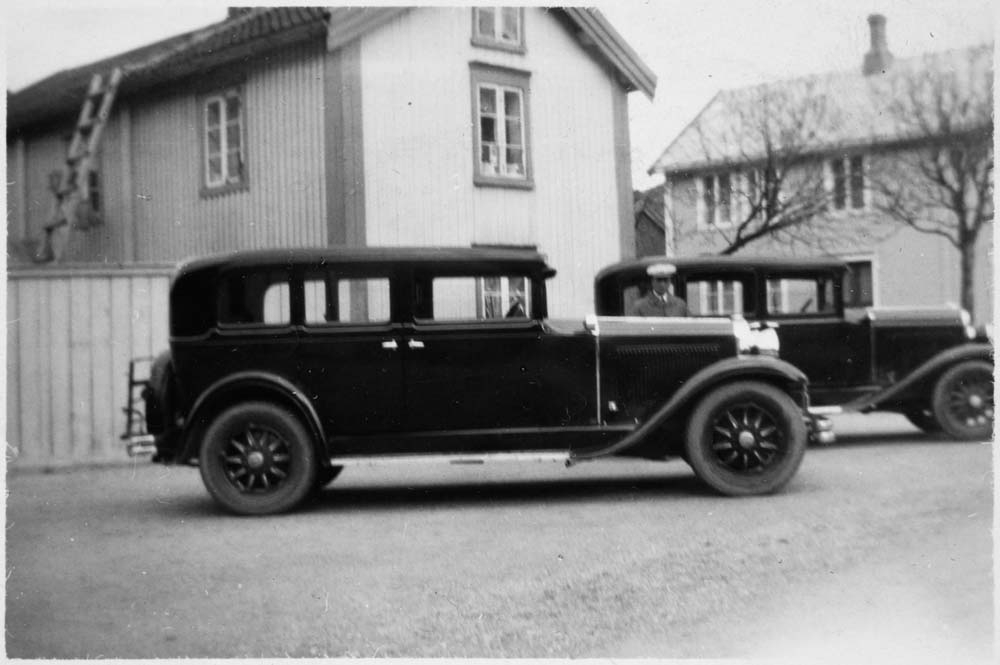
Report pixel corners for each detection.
[358,8,628,318]
[6,267,172,467]
[132,40,327,261]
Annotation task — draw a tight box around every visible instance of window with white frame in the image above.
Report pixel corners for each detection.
[829,154,865,210]
[697,173,734,228]
[471,64,532,188]
[472,7,524,51]
[202,87,246,192]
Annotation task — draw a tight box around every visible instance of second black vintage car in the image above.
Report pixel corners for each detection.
[595,256,994,441]
[125,247,816,515]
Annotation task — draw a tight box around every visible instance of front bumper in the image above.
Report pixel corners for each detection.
[807,414,836,445]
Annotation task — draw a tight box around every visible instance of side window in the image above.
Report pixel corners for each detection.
[218,270,290,326]
[844,261,873,308]
[201,86,247,196]
[421,275,532,322]
[686,278,745,316]
[766,277,835,316]
[304,276,391,325]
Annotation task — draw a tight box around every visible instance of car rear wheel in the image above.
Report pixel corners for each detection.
[931,361,994,441]
[199,402,317,515]
[685,381,807,496]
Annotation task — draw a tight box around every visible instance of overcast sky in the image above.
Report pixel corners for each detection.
[4,1,995,188]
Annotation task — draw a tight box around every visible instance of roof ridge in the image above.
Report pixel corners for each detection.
[718,40,994,98]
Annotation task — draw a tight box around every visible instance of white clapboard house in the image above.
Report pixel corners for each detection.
[6,7,656,467]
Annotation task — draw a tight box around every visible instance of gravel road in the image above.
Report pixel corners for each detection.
[4,414,993,660]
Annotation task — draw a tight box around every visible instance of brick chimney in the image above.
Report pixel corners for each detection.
[862,14,894,75]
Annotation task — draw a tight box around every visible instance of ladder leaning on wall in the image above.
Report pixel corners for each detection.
[30,67,123,263]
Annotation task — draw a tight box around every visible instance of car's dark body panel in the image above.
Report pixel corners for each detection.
[156,248,795,465]
[595,256,992,415]
[128,247,819,512]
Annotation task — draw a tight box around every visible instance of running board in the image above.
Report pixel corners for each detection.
[808,406,844,416]
[328,451,572,467]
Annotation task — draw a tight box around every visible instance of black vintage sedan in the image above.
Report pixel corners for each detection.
[595,256,993,441]
[125,247,815,515]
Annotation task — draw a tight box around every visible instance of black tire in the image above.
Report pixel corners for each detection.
[144,351,175,435]
[685,381,807,496]
[902,407,941,434]
[198,402,317,515]
[931,360,994,441]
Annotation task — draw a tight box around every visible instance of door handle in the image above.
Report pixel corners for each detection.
[407,339,425,349]
[381,339,398,350]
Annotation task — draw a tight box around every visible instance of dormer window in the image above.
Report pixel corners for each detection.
[472,7,525,53]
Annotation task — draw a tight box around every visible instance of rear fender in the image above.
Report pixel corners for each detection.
[176,372,327,466]
[571,356,808,461]
[850,343,993,412]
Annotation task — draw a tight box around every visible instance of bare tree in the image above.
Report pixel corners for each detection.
[679,78,852,255]
[869,45,993,316]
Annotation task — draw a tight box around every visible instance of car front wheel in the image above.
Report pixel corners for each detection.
[199,402,317,515]
[931,360,994,441]
[684,381,807,496]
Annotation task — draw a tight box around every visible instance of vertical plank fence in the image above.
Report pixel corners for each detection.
[6,265,173,468]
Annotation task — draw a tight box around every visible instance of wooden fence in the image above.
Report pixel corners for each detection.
[6,265,173,468]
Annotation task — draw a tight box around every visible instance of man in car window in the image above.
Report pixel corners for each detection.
[630,263,688,317]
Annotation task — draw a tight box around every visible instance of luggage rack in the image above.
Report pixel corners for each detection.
[121,356,157,456]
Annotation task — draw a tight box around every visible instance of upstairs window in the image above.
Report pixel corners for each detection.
[697,173,734,228]
[472,7,525,52]
[202,87,247,195]
[829,154,865,210]
[471,64,532,189]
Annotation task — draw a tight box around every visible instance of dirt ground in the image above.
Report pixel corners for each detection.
[4,413,994,660]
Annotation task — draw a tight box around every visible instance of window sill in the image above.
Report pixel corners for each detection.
[200,181,250,199]
[470,36,526,55]
[474,174,534,190]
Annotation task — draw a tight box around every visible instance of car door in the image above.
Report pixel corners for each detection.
[401,273,550,451]
[295,270,405,450]
[762,272,872,395]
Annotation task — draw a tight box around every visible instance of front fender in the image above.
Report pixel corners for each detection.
[571,355,808,461]
[176,371,326,464]
[848,343,993,412]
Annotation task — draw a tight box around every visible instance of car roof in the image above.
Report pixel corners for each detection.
[595,254,848,282]
[176,246,556,280]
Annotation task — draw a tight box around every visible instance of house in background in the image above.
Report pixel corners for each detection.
[632,185,666,257]
[648,15,992,324]
[5,6,655,467]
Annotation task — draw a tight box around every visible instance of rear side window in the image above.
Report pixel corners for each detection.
[766,277,835,316]
[303,276,391,325]
[218,270,291,326]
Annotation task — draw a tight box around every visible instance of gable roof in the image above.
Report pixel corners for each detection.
[633,185,665,231]
[8,7,655,135]
[649,43,992,175]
